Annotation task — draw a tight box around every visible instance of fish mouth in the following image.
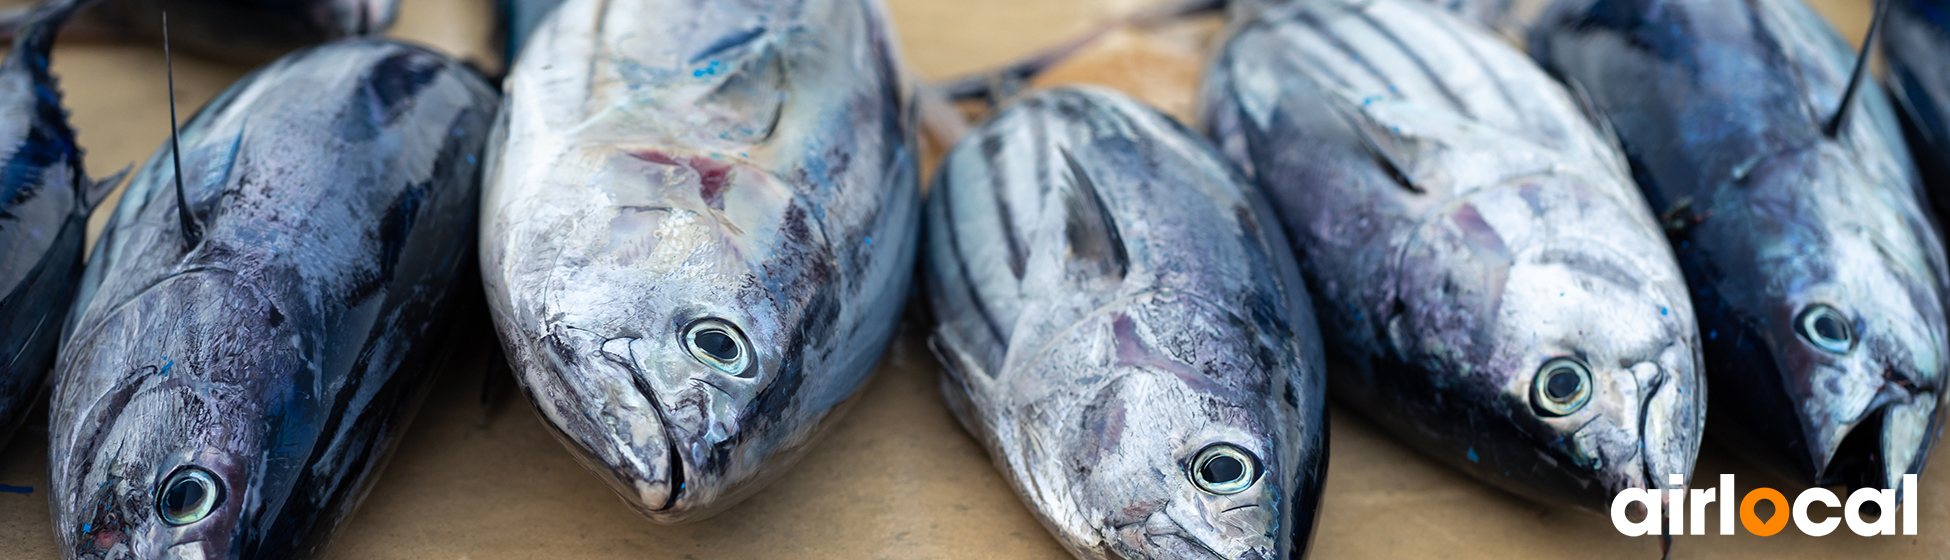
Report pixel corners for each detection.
[1815,388,1940,494]
[530,326,683,518]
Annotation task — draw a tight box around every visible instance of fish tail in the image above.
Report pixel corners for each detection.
[6,0,97,72]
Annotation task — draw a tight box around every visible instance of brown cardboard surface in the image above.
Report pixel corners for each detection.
[2,0,1944,558]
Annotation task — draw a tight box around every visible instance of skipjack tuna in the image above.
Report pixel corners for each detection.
[0,0,120,448]
[1885,0,1950,209]
[49,39,497,559]
[925,86,1328,560]
[481,0,920,523]
[1201,0,1704,512]
[1533,0,1949,495]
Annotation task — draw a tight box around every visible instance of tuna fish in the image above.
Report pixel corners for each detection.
[1532,0,1948,495]
[924,86,1327,559]
[1201,0,1705,512]
[1886,0,1950,212]
[49,38,497,559]
[1,0,394,63]
[0,0,120,449]
[480,0,919,522]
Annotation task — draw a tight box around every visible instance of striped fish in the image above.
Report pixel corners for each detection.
[481,0,920,522]
[1534,0,1949,495]
[927,86,1327,559]
[1203,0,1704,512]
[50,39,497,559]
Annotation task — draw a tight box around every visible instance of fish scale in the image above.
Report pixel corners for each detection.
[1203,0,1704,512]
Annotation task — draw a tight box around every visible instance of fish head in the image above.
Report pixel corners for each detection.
[1392,171,1703,511]
[1707,145,1947,492]
[51,271,301,559]
[1013,293,1312,559]
[492,146,840,522]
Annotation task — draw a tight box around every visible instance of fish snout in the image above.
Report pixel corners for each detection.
[531,326,681,519]
[1634,344,1703,499]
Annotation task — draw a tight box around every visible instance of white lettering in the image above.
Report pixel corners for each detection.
[1793,488,1841,536]
[1905,473,1919,535]
[1845,487,1897,536]
[1719,474,1735,535]
[1611,487,1663,537]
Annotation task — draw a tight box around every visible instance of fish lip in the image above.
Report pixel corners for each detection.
[531,327,682,516]
[624,370,685,512]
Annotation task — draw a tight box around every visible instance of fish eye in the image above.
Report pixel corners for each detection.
[1796,304,1853,353]
[683,318,752,376]
[1188,443,1259,495]
[156,466,223,526]
[1531,357,1592,417]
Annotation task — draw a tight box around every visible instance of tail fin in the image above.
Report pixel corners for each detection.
[8,0,94,72]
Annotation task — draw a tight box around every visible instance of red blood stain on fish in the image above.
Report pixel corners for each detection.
[630,150,735,211]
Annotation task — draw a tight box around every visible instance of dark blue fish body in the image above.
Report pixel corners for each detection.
[49,39,498,559]
[1203,0,1704,512]
[1534,0,1949,492]
[1887,0,1950,216]
[64,0,395,62]
[0,0,115,449]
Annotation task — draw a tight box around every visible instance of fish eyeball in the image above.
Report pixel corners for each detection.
[1531,357,1592,417]
[683,318,753,376]
[1189,444,1259,495]
[156,466,224,526]
[1796,304,1854,354]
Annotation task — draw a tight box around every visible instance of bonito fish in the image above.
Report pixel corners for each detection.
[1532,0,1949,495]
[480,0,920,522]
[1201,0,1704,511]
[925,86,1328,560]
[50,39,497,559]
[0,0,118,449]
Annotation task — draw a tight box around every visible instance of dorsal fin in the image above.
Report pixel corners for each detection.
[163,13,202,251]
[1057,148,1129,280]
[1325,94,1424,194]
[1824,0,1889,138]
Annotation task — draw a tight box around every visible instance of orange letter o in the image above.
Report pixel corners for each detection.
[1741,488,1790,536]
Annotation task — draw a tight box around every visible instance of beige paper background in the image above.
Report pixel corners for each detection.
[1,0,1942,558]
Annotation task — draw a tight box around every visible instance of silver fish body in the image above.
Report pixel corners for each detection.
[49,39,497,559]
[481,0,920,523]
[1533,0,1949,493]
[925,86,1328,560]
[1203,0,1704,511]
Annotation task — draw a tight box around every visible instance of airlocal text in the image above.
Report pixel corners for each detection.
[1611,474,1918,536]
